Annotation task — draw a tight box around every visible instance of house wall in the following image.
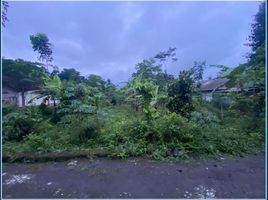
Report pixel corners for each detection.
[17,91,41,107]
[202,92,213,102]
[17,91,59,107]
[202,91,232,106]
[2,87,59,107]
[2,86,18,105]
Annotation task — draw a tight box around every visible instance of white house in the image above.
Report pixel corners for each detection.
[2,86,19,105]
[2,87,57,107]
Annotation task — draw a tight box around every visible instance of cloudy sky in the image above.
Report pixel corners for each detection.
[2,1,260,84]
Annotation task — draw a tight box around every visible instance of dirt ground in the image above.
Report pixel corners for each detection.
[2,153,266,198]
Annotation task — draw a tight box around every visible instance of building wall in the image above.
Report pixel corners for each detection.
[202,91,232,106]
[2,88,58,107]
[2,86,59,107]
[202,92,213,102]
[2,86,18,105]
[17,91,58,107]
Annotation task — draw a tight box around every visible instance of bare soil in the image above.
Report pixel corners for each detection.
[2,153,265,198]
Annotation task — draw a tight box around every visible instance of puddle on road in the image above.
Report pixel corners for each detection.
[127,159,138,165]
[184,185,216,199]
[54,188,65,197]
[4,174,34,185]
[67,160,78,167]
[119,191,132,197]
[47,182,53,186]
[67,160,79,170]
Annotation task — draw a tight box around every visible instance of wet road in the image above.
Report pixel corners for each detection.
[2,153,265,198]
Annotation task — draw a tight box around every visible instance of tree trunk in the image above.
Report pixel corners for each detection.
[221,103,223,120]
[21,88,25,107]
[53,97,56,107]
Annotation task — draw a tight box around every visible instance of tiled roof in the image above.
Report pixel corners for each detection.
[200,78,229,92]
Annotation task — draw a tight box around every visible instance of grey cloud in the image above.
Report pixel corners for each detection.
[3,1,259,84]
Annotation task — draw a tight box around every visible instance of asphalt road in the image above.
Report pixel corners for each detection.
[2,153,265,198]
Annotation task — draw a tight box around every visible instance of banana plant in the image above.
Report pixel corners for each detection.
[128,73,166,121]
[28,75,62,106]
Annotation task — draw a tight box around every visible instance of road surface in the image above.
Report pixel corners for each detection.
[2,153,265,198]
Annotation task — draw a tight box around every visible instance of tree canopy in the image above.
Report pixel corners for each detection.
[2,58,47,92]
[59,68,83,83]
[30,33,53,64]
[247,2,265,52]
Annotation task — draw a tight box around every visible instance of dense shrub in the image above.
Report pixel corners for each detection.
[24,134,52,152]
[2,102,265,160]
[2,104,18,116]
[155,113,197,143]
[167,71,195,117]
[59,114,101,144]
[189,110,220,128]
[38,103,53,117]
[3,112,37,141]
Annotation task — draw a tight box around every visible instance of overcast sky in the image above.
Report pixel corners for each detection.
[2,1,260,84]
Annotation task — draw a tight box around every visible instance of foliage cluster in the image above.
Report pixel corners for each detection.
[2,2,265,160]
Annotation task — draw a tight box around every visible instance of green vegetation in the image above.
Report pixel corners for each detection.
[2,2,265,160]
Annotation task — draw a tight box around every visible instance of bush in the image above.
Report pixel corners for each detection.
[128,120,160,142]
[3,112,37,141]
[24,134,52,152]
[155,113,197,143]
[59,114,101,144]
[38,103,53,116]
[2,103,265,160]
[3,106,55,143]
[2,104,18,116]
[189,110,220,128]
[167,71,195,117]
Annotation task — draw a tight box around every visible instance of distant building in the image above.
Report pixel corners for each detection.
[2,87,56,107]
[200,78,256,102]
[200,78,238,102]
[2,86,19,105]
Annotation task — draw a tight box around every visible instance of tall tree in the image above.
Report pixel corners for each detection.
[2,59,47,106]
[223,2,266,117]
[132,59,162,81]
[154,47,178,73]
[132,59,174,92]
[59,68,83,83]
[189,61,206,87]
[167,70,195,117]
[247,2,265,52]
[166,61,205,116]
[86,74,106,91]
[104,79,117,105]
[30,33,53,69]
[244,2,265,116]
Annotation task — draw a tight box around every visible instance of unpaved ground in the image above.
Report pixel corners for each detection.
[2,153,265,198]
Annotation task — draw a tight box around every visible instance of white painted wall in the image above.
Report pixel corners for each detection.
[17,91,59,107]
[2,86,19,105]
[2,86,50,106]
[202,93,213,102]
